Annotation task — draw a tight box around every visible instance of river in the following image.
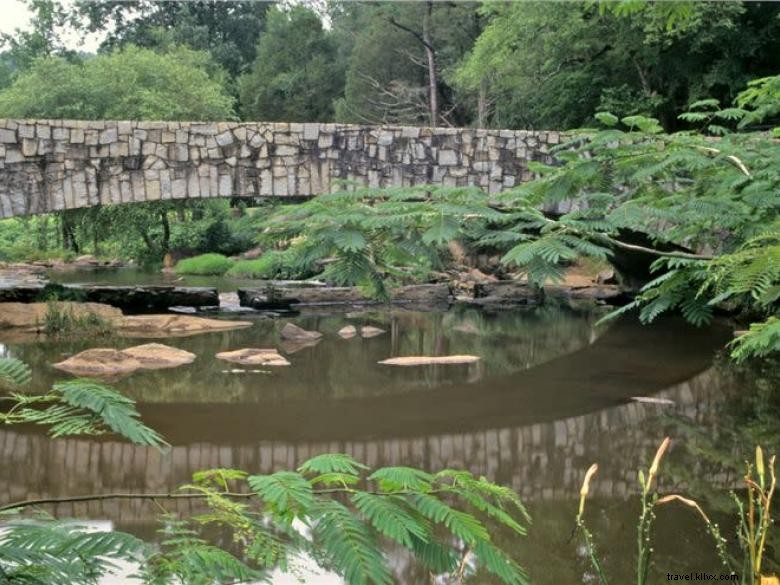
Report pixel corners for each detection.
[1,269,777,583]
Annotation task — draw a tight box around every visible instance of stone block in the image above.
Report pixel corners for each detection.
[175,130,189,144]
[0,129,16,143]
[99,128,118,144]
[174,144,189,162]
[36,124,51,139]
[216,131,234,147]
[438,150,458,166]
[161,131,176,143]
[146,179,161,200]
[274,144,298,156]
[5,149,23,163]
[118,121,133,135]
[218,174,232,196]
[21,138,38,156]
[302,123,319,141]
[18,125,34,139]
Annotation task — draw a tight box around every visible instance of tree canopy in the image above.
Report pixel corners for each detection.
[0,44,235,120]
[239,6,344,122]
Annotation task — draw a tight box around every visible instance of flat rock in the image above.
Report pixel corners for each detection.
[360,326,386,338]
[378,355,481,366]
[120,343,196,369]
[119,315,252,338]
[53,348,143,376]
[53,343,197,376]
[216,348,290,366]
[338,325,357,339]
[0,302,123,329]
[280,322,322,341]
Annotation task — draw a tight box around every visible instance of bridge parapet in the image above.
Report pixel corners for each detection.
[0,119,561,218]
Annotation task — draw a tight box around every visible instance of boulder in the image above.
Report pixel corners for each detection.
[280,322,323,341]
[118,315,252,338]
[0,302,123,329]
[216,348,290,366]
[53,348,142,377]
[120,343,196,369]
[379,355,481,366]
[360,326,386,338]
[338,325,357,339]
[54,343,198,376]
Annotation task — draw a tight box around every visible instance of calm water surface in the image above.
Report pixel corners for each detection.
[1,297,776,583]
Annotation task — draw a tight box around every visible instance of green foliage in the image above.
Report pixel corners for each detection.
[239,6,344,122]
[138,516,262,585]
[333,2,481,126]
[0,357,32,390]
[73,0,271,80]
[0,44,235,120]
[0,518,148,584]
[454,1,780,130]
[729,318,780,364]
[226,250,310,280]
[163,453,530,585]
[252,186,499,299]
[174,253,234,276]
[0,358,167,448]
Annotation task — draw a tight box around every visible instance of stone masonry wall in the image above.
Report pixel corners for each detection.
[0,119,562,218]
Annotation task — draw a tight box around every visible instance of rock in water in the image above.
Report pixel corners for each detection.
[0,302,123,329]
[280,322,323,341]
[338,325,357,339]
[53,348,142,377]
[360,326,386,338]
[379,355,481,366]
[54,343,198,376]
[216,348,291,366]
[119,315,252,338]
[121,343,196,369]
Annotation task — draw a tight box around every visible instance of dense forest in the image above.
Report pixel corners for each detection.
[0,0,778,130]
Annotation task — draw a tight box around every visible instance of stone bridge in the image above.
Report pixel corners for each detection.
[0,119,561,218]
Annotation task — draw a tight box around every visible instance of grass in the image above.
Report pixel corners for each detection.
[226,251,310,280]
[43,302,114,336]
[174,253,234,275]
[226,254,281,279]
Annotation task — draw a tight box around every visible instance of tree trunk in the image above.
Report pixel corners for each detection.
[477,79,488,128]
[422,1,438,127]
[160,210,171,254]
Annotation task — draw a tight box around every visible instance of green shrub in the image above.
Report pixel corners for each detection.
[226,251,310,280]
[174,253,234,275]
[226,254,281,279]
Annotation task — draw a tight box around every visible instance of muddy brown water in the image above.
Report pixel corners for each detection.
[1,300,769,583]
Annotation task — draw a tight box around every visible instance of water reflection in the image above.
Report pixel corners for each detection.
[1,305,755,583]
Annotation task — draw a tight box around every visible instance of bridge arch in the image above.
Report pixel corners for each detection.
[0,119,561,219]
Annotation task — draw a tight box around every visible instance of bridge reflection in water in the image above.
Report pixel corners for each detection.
[4,363,735,532]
